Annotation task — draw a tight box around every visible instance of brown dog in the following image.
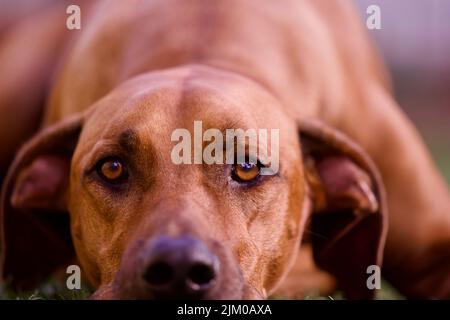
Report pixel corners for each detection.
[1,0,449,299]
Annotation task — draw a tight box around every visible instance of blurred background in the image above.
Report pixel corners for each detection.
[355,0,450,181]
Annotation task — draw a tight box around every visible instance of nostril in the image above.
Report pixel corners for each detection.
[143,261,174,287]
[187,262,216,289]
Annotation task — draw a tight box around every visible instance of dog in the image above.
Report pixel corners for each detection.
[1,0,449,299]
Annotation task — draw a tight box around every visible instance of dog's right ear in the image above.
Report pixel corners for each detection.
[299,119,388,299]
[0,114,83,290]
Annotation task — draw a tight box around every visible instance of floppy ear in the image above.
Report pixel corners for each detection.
[0,115,83,290]
[299,119,388,299]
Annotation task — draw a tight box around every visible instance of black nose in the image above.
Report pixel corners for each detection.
[142,236,219,299]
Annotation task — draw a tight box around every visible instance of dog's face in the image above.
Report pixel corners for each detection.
[69,69,305,299]
[1,66,386,299]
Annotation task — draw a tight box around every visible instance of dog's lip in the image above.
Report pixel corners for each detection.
[143,277,218,295]
[186,278,217,292]
[143,278,216,291]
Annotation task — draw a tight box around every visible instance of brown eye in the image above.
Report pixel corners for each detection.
[97,158,126,182]
[232,162,260,182]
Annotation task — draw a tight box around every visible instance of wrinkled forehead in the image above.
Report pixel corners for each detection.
[78,71,296,150]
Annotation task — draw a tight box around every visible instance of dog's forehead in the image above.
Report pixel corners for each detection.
[73,73,301,178]
[83,71,288,144]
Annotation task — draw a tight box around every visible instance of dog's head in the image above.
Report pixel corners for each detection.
[0,66,386,299]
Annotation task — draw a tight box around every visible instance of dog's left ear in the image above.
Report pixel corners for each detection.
[0,114,83,290]
[299,119,388,299]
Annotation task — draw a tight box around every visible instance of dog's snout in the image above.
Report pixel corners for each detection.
[142,236,219,299]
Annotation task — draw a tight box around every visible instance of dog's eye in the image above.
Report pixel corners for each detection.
[232,162,260,182]
[96,158,127,183]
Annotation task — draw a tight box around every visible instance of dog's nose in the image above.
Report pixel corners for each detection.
[142,235,219,299]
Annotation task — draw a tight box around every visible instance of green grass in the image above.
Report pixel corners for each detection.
[430,143,450,184]
[1,278,403,300]
[268,279,404,300]
[0,279,91,300]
